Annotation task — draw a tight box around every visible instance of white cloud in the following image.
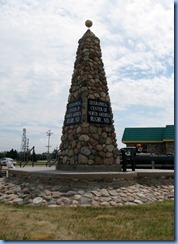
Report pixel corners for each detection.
[0,0,174,153]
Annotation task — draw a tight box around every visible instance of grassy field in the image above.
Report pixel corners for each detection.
[0,200,174,240]
[17,160,48,167]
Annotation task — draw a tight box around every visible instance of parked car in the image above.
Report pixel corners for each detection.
[0,158,16,167]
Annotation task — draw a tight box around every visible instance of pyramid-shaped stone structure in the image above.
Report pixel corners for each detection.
[56,23,120,171]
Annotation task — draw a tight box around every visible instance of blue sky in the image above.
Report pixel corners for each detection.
[0,0,174,153]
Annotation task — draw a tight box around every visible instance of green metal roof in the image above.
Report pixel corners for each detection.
[122,125,174,143]
[163,125,174,141]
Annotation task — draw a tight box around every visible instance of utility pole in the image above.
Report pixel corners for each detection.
[46,130,53,156]
[21,128,27,162]
[21,128,27,152]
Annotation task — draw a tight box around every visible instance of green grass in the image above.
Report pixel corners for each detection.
[16,160,48,167]
[0,200,174,240]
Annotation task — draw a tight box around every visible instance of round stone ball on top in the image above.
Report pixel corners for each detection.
[85,20,93,28]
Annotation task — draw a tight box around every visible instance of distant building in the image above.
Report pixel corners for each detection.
[122,125,174,155]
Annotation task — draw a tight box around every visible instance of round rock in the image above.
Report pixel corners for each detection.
[85,20,93,28]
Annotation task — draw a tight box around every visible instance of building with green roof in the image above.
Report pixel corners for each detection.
[122,125,174,154]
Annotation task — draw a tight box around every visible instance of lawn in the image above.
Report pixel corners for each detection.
[0,200,174,240]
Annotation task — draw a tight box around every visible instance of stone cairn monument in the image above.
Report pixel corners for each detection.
[56,20,121,171]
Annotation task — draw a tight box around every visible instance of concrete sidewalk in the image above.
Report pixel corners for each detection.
[8,165,174,174]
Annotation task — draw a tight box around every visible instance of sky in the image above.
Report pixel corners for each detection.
[0,0,174,154]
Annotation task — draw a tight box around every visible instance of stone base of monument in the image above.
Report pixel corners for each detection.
[7,167,174,189]
[56,164,122,172]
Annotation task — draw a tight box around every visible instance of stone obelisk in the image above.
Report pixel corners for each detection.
[56,20,120,171]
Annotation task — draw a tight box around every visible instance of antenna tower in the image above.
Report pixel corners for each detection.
[21,128,29,151]
[26,138,29,152]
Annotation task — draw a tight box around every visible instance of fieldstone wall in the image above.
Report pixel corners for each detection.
[57,29,120,170]
[125,142,174,155]
[0,177,174,207]
[165,142,174,154]
[144,142,174,155]
[147,143,164,154]
[58,123,120,171]
[2,170,173,206]
[8,170,174,188]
